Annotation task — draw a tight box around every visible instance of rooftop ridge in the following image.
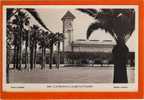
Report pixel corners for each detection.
[61,11,76,20]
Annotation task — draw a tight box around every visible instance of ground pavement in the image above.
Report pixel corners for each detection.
[8,64,135,83]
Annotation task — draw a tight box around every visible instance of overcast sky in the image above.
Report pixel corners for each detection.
[27,7,137,52]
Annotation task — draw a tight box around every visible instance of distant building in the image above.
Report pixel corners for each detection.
[61,11,113,65]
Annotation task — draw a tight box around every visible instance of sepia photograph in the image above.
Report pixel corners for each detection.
[3,5,138,92]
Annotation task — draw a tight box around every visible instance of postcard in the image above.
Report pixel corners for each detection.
[0,0,143,99]
[2,5,138,92]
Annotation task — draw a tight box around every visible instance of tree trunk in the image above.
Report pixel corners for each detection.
[41,48,43,69]
[71,45,74,64]
[19,26,22,70]
[43,47,46,68]
[49,45,53,69]
[6,49,9,83]
[57,41,60,69]
[34,43,37,69]
[62,40,64,64]
[28,31,30,70]
[25,40,28,69]
[112,43,129,83]
[41,47,45,69]
[19,41,22,70]
[16,45,19,70]
[13,45,17,69]
[30,47,34,70]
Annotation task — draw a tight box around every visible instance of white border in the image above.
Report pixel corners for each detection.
[3,5,139,92]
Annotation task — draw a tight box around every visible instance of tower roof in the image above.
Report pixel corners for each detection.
[61,11,76,20]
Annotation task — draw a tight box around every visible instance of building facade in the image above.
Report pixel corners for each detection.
[61,11,115,65]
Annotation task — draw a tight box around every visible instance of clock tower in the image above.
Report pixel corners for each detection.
[61,11,75,51]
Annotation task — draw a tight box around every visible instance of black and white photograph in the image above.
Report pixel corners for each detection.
[3,5,138,92]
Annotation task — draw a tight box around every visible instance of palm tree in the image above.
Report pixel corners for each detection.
[12,27,19,69]
[7,8,66,71]
[30,25,41,69]
[77,8,135,83]
[29,29,34,70]
[7,8,52,33]
[22,17,30,69]
[38,31,50,69]
[55,32,64,69]
[10,11,21,70]
[11,9,30,70]
[7,8,54,69]
[48,33,59,69]
[38,32,59,69]
[23,29,29,69]
[6,21,13,83]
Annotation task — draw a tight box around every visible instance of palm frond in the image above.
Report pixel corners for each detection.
[79,8,135,43]
[77,8,97,18]
[87,22,103,39]
[6,8,17,20]
[87,21,118,42]
[6,8,53,33]
[25,8,52,33]
[113,9,135,42]
[128,9,135,36]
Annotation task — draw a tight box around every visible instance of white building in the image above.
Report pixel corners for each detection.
[61,11,116,65]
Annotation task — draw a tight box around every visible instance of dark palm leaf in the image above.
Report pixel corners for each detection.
[77,8,97,18]
[6,8,17,21]
[25,8,52,33]
[87,21,117,41]
[7,8,52,33]
[112,9,135,42]
[78,8,135,43]
[87,22,103,39]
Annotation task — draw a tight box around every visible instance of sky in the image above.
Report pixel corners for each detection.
[28,7,137,52]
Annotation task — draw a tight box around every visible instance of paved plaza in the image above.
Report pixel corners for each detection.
[8,65,135,83]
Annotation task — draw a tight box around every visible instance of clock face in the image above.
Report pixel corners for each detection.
[65,21,72,27]
[64,21,72,33]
